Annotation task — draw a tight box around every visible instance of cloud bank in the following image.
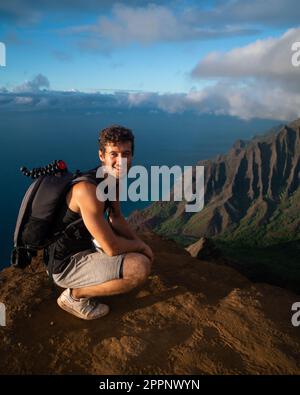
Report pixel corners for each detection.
[1,25,300,122]
[61,2,259,50]
[1,74,299,121]
[192,27,300,92]
[188,27,300,120]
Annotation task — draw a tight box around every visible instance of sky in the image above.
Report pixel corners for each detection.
[0,0,300,120]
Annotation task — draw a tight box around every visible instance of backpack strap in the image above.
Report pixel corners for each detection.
[70,166,112,215]
[70,166,99,187]
[13,177,44,248]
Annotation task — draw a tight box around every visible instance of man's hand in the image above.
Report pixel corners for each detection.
[138,241,154,263]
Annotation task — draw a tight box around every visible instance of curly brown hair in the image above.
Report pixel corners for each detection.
[98,125,134,155]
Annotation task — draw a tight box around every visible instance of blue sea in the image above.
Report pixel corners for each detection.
[0,108,280,269]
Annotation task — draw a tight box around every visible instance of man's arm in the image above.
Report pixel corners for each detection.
[108,200,141,241]
[73,181,145,257]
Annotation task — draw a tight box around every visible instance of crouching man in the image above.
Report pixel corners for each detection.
[48,125,153,320]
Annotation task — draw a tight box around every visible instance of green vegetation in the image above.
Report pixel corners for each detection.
[219,188,300,247]
[155,215,186,235]
[214,238,300,294]
[145,201,177,220]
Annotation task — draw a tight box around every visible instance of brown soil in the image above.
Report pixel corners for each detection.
[1,232,300,374]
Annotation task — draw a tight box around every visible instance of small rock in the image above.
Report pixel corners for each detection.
[136,290,150,298]
[186,237,222,260]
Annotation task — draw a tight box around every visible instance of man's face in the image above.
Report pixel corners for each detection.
[99,141,133,179]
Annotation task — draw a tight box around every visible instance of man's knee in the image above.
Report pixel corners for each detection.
[123,253,152,285]
[136,256,152,283]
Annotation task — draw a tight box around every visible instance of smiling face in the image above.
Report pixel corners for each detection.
[99,141,133,179]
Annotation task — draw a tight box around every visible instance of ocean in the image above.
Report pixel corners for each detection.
[0,108,279,269]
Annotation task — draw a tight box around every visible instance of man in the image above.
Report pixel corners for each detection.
[49,125,153,320]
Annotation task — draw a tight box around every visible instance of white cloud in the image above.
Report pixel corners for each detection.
[98,4,181,44]
[13,74,50,93]
[192,82,300,121]
[14,96,34,105]
[184,27,300,120]
[192,27,300,92]
[56,0,300,50]
[122,81,300,121]
[61,2,259,50]
[2,65,300,121]
[184,0,300,29]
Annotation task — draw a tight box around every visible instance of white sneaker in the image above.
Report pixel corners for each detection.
[57,288,109,320]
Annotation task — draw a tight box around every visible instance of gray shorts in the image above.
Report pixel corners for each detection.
[52,248,126,289]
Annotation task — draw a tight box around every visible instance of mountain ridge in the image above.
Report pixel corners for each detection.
[128,119,300,246]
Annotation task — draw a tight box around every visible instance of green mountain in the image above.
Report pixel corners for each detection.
[129,119,300,244]
[128,119,300,291]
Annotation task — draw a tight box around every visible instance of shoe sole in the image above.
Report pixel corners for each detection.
[57,296,110,320]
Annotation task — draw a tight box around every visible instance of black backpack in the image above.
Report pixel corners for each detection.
[11,160,101,269]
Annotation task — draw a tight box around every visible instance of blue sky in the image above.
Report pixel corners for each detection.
[0,0,300,120]
[1,0,300,267]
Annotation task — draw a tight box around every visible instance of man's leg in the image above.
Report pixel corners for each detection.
[71,252,152,299]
